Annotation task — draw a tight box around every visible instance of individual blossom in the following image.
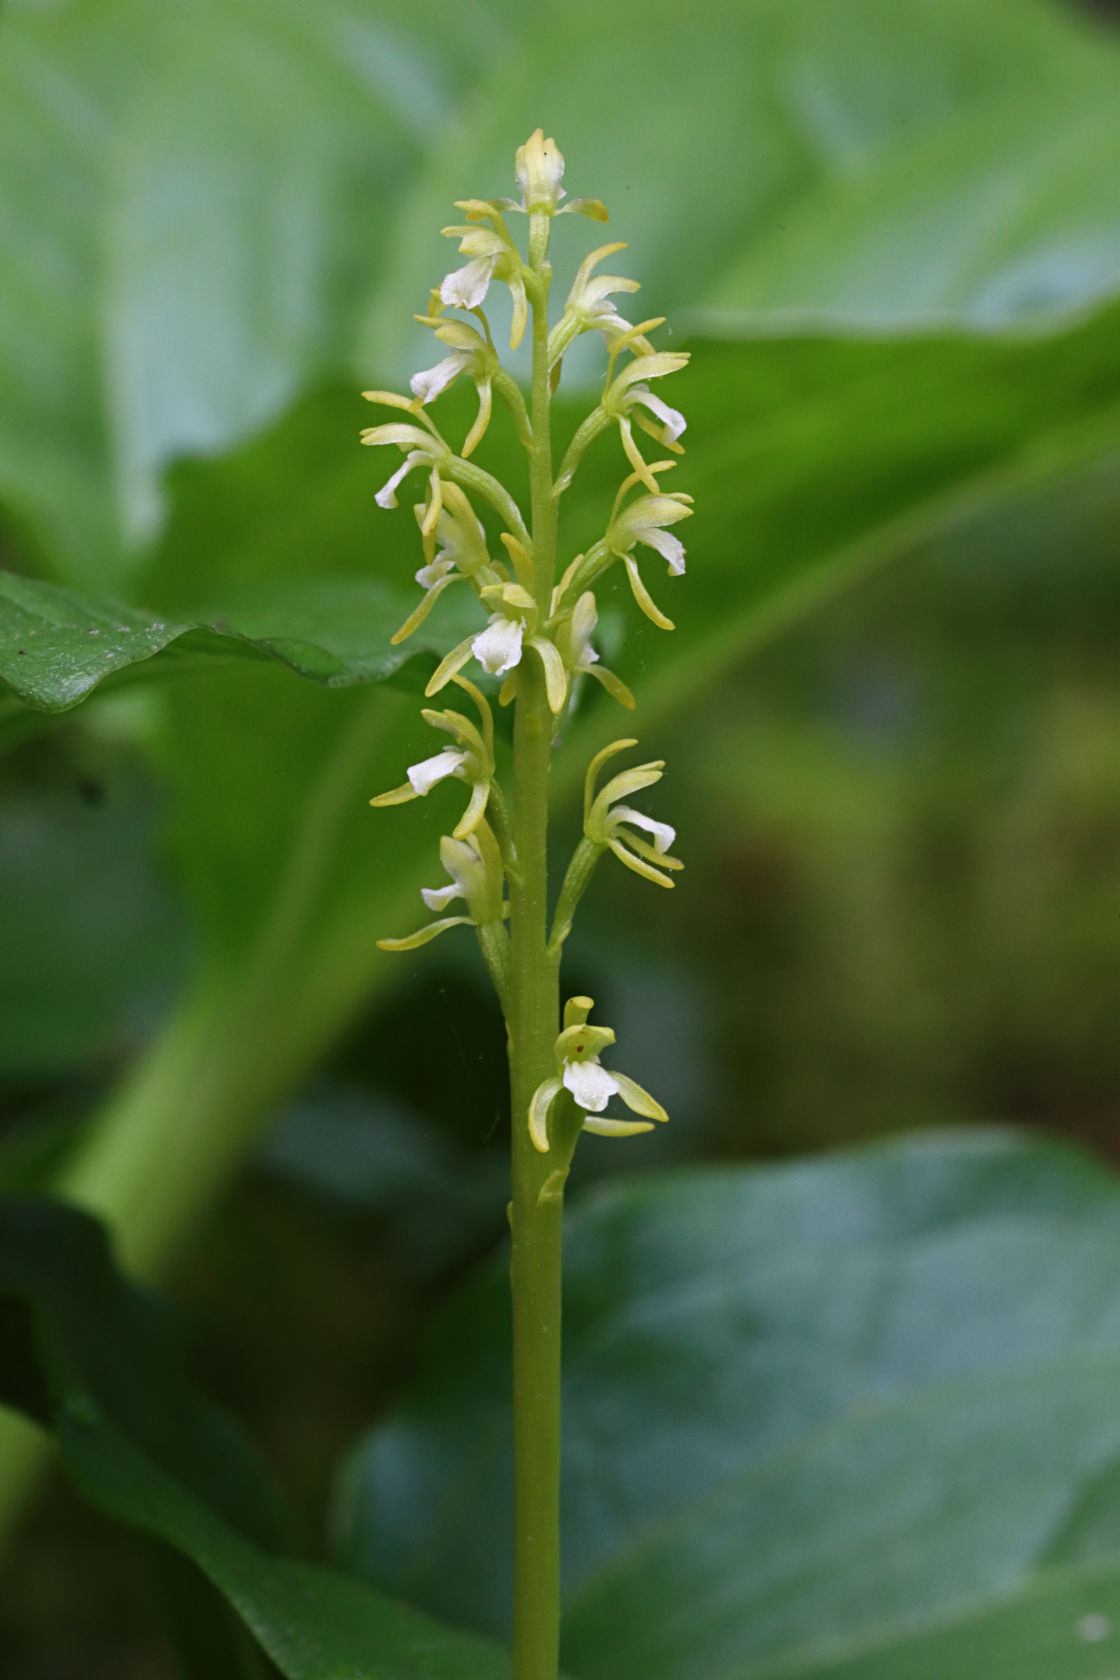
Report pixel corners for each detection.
[514,128,566,216]
[584,738,683,888]
[527,996,668,1153]
[548,243,655,368]
[426,576,568,714]
[438,223,529,350]
[604,470,694,630]
[360,393,450,544]
[553,591,635,710]
[377,820,504,952]
[384,483,503,648]
[369,676,496,840]
[409,317,498,458]
[601,350,689,491]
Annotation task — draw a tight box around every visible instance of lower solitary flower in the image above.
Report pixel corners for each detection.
[527,996,668,1153]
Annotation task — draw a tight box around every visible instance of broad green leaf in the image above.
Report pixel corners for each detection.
[0,1195,511,1679]
[0,566,479,720]
[335,1131,1120,1679]
[4,0,1120,588]
[361,0,1120,374]
[0,0,508,588]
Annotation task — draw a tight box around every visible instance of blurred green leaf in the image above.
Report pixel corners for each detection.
[0,766,184,1075]
[0,1196,513,1678]
[335,1131,1120,1679]
[4,0,1120,590]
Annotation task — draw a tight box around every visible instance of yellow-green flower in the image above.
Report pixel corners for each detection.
[527,996,668,1153]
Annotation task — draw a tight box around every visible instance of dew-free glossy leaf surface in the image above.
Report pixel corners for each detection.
[0,1197,512,1679]
[0,569,479,715]
[336,1132,1120,1679]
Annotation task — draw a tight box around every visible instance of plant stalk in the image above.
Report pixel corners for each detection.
[508,228,563,1680]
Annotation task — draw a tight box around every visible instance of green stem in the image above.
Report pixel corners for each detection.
[508,223,563,1680]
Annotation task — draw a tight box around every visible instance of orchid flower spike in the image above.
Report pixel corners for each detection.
[370,676,496,840]
[604,470,694,630]
[553,591,635,710]
[528,995,668,1153]
[584,738,683,888]
[377,819,505,952]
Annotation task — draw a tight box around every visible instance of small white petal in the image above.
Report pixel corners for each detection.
[415,556,455,589]
[376,451,423,510]
[610,805,676,853]
[410,352,471,405]
[639,526,686,576]
[407,749,468,796]
[630,388,687,441]
[440,255,496,309]
[472,615,524,676]
[563,1058,620,1113]
[421,881,465,912]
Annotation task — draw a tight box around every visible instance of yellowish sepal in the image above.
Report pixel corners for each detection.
[608,837,675,889]
[610,1071,669,1122]
[369,782,419,809]
[462,375,493,459]
[425,635,477,697]
[584,738,639,823]
[377,914,474,952]
[623,554,675,630]
[529,636,568,714]
[453,778,491,841]
[585,663,636,710]
[528,1076,563,1153]
[581,1117,655,1138]
[390,573,463,645]
[501,532,536,595]
[563,995,596,1030]
[618,417,662,495]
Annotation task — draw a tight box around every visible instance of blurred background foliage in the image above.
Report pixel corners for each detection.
[4,0,1120,1673]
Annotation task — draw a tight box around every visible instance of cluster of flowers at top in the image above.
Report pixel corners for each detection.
[359,129,692,711]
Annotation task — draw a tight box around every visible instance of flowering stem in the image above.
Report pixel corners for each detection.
[508,229,563,1680]
[364,130,687,1676]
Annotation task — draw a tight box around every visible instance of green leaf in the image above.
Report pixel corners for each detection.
[335,1131,1120,1679]
[5,0,1120,587]
[0,1195,512,1679]
[0,568,480,717]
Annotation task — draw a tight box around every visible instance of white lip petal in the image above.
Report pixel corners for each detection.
[639,526,686,576]
[610,805,676,853]
[631,388,687,441]
[407,749,468,796]
[376,451,423,510]
[410,352,471,404]
[562,1058,620,1113]
[440,255,496,310]
[421,881,465,912]
[472,615,524,676]
[415,556,455,589]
